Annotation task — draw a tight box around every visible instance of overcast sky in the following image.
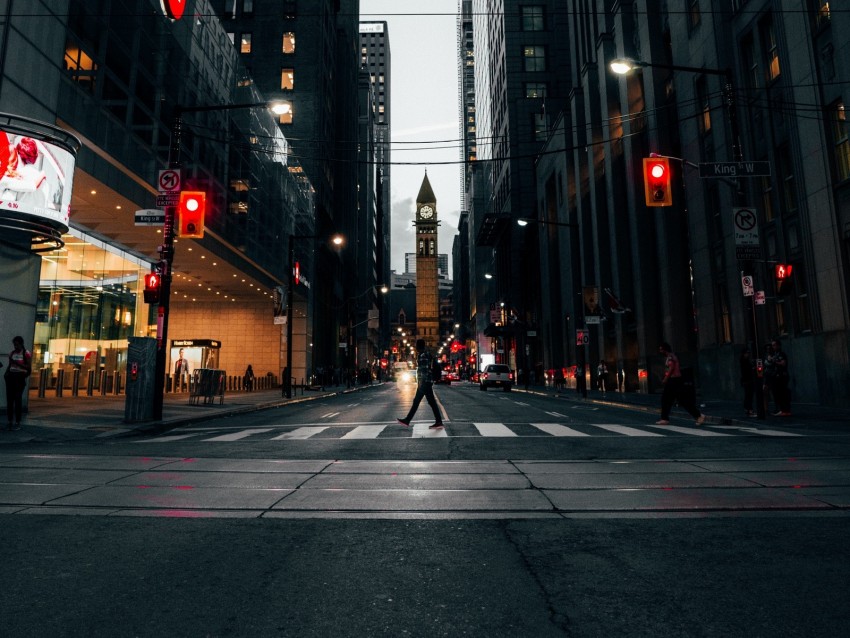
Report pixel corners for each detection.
[359,0,462,278]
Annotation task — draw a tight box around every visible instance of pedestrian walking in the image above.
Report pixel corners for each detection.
[554,366,565,392]
[656,342,705,425]
[397,339,444,429]
[597,359,609,393]
[243,364,255,391]
[762,342,777,414]
[770,339,792,416]
[5,336,32,431]
[574,363,587,397]
[740,346,756,417]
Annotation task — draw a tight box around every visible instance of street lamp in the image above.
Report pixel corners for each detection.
[284,232,344,398]
[153,99,292,421]
[609,56,763,416]
[516,217,579,229]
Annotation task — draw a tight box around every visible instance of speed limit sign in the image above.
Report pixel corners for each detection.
[576,329,589,346]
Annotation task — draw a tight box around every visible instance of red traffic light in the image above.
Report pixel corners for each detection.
[178,191,206,238]
[643,157,672,207]
[143,272,161,304]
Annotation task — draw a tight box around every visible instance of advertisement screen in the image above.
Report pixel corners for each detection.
[0,128,75,231]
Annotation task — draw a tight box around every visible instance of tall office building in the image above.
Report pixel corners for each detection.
[212,0,362,373]
[471,0,571,370]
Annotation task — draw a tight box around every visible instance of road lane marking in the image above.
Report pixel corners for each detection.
[545,411,568,418]
[342,425,387,439]
[135,433,201,443]
[203,428,274,441]
[530,423,589,437]
[321,412,341,419]
[713,426,802,437]
[513,401,530,406]
[473,422,518,437]
[591,424,664,437]
[643,424,731,436]
[271,427,329,440]
[412,423,448,438]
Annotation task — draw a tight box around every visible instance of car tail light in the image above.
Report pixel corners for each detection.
[482,373,488,380]
[509,372,514,380]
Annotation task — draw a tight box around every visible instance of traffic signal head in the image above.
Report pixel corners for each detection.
[178,191,206,238]
[643,157,673,207]
[775,263,793,295]
[143,272,161,304]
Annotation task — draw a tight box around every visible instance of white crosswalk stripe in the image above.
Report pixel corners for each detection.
[530,423,590,437]
[139,421,805,442]
[473,422,518,437]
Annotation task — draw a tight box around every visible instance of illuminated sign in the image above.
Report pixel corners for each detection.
[0,127,76,233]
[359,23,385,34]
[161,0,186,20]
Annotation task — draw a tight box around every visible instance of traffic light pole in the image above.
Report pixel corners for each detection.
[152,110,183,421]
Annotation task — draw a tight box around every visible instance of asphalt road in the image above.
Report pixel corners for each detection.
[0,381,848,637]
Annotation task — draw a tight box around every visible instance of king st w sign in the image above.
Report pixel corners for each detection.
[699,161,771,178]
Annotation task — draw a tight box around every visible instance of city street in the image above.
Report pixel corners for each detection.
[0,382,848,636]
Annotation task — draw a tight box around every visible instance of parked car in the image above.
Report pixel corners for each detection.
[479,364,513,392]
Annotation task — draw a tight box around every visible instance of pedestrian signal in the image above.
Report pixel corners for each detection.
[775,263,793,296]
[643,157,672,207]
[178,191,206,238]
[143,272,161,304]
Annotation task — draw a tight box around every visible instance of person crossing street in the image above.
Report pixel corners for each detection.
[397,339,444,429]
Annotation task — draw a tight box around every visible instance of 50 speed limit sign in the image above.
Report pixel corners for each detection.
[576,329,589,346]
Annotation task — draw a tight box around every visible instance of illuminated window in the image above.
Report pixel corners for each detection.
[832,101,850,181]
[688,0,701,30]
[525,82,547,98]
[281,68,294,90]
[64,40,97,93]
[279,111,293,125]
[240,33,252,54]
[282,32,295,53]
[761,19,780,81]
[815,1,830,27]
[523,46,546,72]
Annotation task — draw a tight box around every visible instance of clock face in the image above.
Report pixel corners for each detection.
[419,205,434,219]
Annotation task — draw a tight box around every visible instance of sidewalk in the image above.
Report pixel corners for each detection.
[5,384,369,443]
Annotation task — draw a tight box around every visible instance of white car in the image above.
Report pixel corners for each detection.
[479,364,513,392]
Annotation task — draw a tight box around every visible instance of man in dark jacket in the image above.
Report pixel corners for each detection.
[397,339,444,429]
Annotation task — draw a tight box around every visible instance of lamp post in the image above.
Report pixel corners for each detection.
[153,99,291,421]
[284,232,344,398]
[610,57,764,418]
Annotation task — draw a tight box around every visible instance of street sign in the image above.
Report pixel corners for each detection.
[741,274,754,297]
[733,207,762,260]
[699,161,771,178]
[586,315,601,324]
[755,290,766,305]
[158,169,181,193]
[576,329,589,346]
[155,194,180,208]
[134,209,165,226]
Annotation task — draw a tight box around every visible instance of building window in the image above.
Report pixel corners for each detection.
[64,40,97,93]
[777,146,798,214]
[532,112,549,141]
[831,101,850,182]
[688,0,701,31]
[242,0,253,14]
[761,175,775,222]
[223,0,236,19]
[523,46,546,72]
[521,6,545,31]
[814,1,831,28]
[761,17,780,81]
[282,32,295,54]
[240,33,252,54]
[281,68,294,90]
[525,82,547,98]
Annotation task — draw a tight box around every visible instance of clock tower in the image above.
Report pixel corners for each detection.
[414,172,440,350]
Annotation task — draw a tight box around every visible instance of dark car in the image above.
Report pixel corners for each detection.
[479,364,513,392]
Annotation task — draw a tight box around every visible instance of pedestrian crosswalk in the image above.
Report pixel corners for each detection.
[137,420,803,443]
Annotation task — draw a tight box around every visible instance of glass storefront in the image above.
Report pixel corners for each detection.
[34,228,153,386]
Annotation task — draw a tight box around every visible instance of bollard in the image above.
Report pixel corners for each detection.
[100,370,108,396]
[113,371,122,395]
[87,370,95,396]
[72,368,80,396]
[38,368,48,398]
[55,369,65,397]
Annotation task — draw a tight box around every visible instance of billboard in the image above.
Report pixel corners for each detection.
[0,127,76,232]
